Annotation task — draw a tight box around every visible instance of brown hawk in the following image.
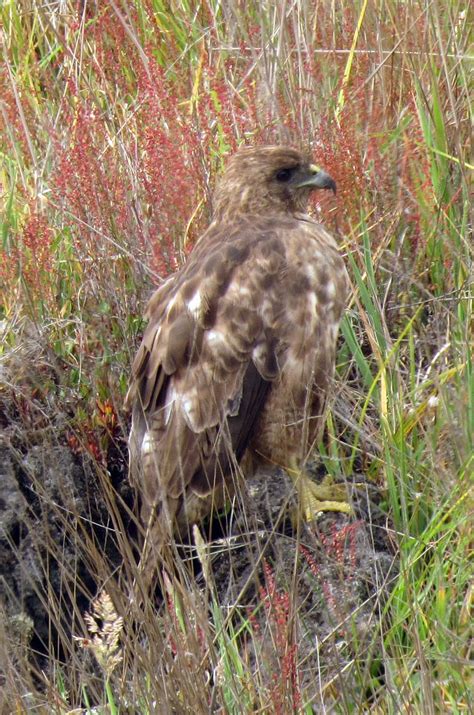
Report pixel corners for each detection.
[126,145,350,569]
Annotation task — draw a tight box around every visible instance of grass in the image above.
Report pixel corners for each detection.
[0,0,472,712]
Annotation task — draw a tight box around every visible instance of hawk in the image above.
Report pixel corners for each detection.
[126,145,350,569]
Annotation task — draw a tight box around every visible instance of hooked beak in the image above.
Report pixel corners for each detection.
[294,164,337,194]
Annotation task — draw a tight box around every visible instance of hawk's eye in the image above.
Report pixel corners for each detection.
[275,168,293,182]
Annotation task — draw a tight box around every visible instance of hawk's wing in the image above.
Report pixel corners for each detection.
[126,216,289,515]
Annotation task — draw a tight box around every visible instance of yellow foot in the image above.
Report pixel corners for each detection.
[289,470,352,522]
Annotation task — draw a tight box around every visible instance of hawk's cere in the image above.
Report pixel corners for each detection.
[126,145,350,565]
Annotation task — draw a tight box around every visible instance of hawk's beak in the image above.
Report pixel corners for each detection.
[294,164,337,194]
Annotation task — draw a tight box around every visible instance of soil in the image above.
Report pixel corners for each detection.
[0,384,397,707]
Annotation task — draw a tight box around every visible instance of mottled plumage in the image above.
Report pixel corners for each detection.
[126,145,350,565]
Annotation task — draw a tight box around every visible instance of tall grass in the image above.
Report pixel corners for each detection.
[0,0,472,712]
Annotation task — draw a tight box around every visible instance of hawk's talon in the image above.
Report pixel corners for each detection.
[289,470,353,523]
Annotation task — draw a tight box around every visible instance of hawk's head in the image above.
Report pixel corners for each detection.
[213,145,336,219]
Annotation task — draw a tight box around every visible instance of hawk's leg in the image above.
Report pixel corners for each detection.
[287,458,352,521]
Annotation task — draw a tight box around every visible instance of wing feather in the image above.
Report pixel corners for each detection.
[127,222,282,514]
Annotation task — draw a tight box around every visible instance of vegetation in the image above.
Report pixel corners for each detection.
[0,0,472,712]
